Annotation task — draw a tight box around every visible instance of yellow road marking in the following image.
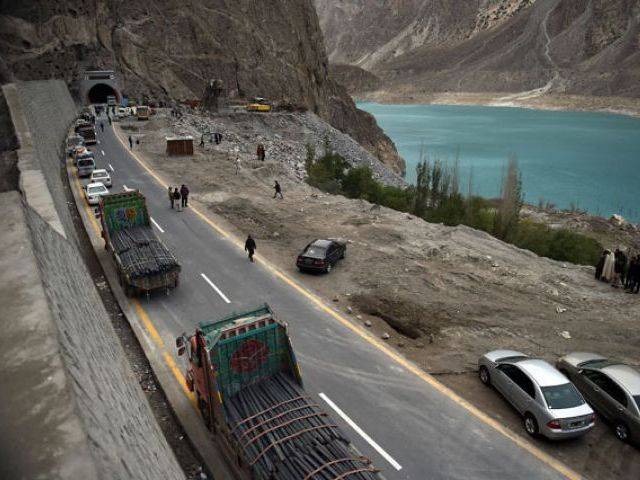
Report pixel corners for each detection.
[164,351,197,404]
[133,299,166,348]
[112,127,580,480]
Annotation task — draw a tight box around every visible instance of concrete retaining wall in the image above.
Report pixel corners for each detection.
[0,80,185,480]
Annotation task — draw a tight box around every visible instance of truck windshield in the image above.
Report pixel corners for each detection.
[541,383,585,409]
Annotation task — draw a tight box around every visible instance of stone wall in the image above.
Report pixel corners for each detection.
[16,80,80,243]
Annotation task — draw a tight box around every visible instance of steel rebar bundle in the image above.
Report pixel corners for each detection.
[225,373,380,480]
[112,226,179,278]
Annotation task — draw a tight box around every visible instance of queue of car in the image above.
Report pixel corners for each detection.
[67,110,113,208]
[479,349,640,446]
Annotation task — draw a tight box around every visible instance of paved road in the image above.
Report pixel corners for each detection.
[85,117,573,480]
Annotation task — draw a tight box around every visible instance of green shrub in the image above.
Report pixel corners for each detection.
[305,150,602,266]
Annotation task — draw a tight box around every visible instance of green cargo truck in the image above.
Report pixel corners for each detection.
[177,304,381,480]
[99,190,180,296]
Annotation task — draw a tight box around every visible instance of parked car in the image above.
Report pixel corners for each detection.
[478,350,595,439]
[76,155,96,178]
[84,182,109,206]
[90,168,112,188]
[557,353,640,444]
[66,134,84,156]
[296,239,346,273]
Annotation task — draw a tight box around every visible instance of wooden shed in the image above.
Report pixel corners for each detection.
[166,135,194,156]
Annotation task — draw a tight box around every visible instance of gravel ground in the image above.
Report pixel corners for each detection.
[150,109,405,187]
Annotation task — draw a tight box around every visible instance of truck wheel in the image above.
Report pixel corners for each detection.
[197,393,212,429]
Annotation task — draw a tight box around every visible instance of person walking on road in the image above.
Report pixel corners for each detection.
[129,135,133,150]
[169,186,175,209]
[273,180,283,199]
[180,184,189,208]
[173,187,182,211]
[100,122,104,133]
[107,115,112,126]
[245,235,257,262]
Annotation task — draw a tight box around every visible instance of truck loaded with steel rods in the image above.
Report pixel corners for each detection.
[99,190,180,296]
[176,304,381,480]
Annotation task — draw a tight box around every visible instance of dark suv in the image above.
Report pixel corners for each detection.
[296,239,346,273]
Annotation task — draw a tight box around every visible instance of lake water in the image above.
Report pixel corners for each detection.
[358,103,640,222]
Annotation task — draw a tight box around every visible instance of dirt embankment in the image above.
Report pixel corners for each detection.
[123,111,640,377]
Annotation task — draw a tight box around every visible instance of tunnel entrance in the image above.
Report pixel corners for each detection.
[87,83,118,104]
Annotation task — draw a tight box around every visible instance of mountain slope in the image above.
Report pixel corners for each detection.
[316,0,640,97]
[0,0,404,174]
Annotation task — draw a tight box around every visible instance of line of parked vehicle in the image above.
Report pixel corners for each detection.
[479,350,640,446]
[66,108,113,206]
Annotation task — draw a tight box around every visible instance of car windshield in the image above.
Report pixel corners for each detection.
[541,383,585,409]
[87,186,106,194]
[577,359,611,368]
[304,246,326,258]
[93,172,107,178]
[78,159,94,167]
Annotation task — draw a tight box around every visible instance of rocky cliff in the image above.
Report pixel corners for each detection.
[0,0,404,175]
[316,0,640,98]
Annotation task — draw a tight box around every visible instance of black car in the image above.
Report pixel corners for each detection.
[296,239,346,273]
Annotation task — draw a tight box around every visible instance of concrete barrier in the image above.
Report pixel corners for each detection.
[0,81,185,480]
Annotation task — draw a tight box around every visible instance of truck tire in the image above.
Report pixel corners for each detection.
[197,393,212,429]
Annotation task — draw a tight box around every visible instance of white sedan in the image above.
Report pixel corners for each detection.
[90,168,112,187]
[84,182,109,206]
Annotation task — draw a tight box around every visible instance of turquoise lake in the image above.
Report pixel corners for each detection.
[358,103,640,222]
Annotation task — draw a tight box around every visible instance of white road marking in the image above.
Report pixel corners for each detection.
[150,217,165,233]
[108,163,115,172]
[97,140,101,144]
[101,149,105,156]
[200,273,231,303]
[319,392,402,471]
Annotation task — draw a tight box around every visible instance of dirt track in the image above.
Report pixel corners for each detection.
[120,111,640,478]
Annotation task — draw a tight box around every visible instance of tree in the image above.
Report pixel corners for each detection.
[494,154,523,240]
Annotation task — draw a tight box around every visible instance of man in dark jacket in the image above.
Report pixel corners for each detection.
[245,235,256,262]
[173,187,182,211]
[626,255,640,294]
[273,181,283,199]
[614,249,627,287]
[180,184,189,208]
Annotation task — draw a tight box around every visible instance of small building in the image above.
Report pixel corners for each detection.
[166,135,194,156]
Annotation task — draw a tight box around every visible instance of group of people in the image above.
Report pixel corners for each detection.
[168,184,190,211]
[595,248,640,293]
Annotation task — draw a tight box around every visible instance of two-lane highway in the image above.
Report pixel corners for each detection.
[82,116,577,480]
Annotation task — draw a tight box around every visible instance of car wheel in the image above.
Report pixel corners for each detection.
[325,263,332,273]
[614,422,629,442]
[479,366,491,386]
[524,414,539,437]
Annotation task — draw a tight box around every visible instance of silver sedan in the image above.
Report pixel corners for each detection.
[479,350,595,439]
[557,352,640,444]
